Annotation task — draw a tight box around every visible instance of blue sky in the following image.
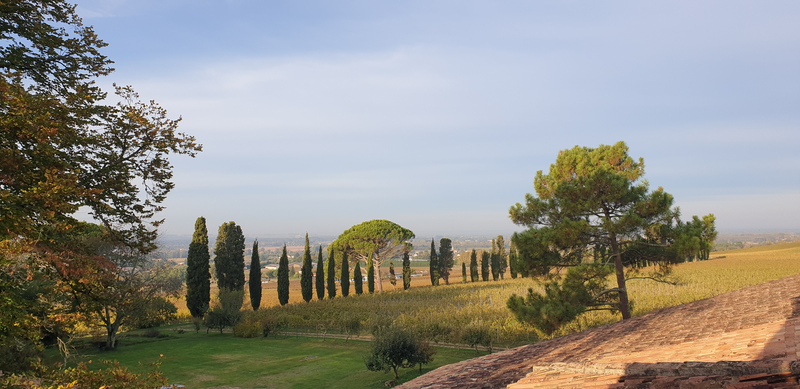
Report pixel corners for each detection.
[74,1,800,238]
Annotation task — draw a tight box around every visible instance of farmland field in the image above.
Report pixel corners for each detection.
[96,241,800,388]
[239,241,800,345]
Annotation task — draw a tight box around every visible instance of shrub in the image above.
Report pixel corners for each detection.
[461,324,493,353]
[365,327,435,379]
[233,319,263,338]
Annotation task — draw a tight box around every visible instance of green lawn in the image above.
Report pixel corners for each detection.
[78,331,487,389]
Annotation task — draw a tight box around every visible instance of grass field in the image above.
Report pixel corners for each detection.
[76,332,487,389]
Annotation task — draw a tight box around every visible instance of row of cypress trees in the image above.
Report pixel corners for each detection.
[185,219,418,323]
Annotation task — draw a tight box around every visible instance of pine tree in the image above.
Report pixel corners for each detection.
[186,217,211,322]
[481,251,490,281]
[300,233,313,302]
[315,246,325,300]
[438,238,454,285]
[354,260,363,295]
[429,239,439,286]
[277,244,289,305]
[367,258,375,294]
[341,251,350,297]
[248,240,262,310]
[470,249,479,282]
[462,262,467,283]
[327,250,337,299]
[402,250,411,290]
[214,222,246,295]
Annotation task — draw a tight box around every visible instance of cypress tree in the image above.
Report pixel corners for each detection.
[214,221,245,294]
[402,249,411,290]
[186,217,211,322]
[481,251,490,281]
[277,244,289,305]
[315,246,325,300]
[248,240,262,310]
[341,251,350,297]
[367,257,375,294]
[469,249,479,282]
[462,262,467,283]
[300,233,313,302]
[327,250,337,299]
[429,239,439,286]
[496,235,507,280]
[438,238,454,285]
[509,239,519,279]
[389,262,397,289]
[490,239,500,281]
[354,259,363,295]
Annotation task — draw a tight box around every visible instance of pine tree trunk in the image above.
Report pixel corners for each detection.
[609,232,631,320]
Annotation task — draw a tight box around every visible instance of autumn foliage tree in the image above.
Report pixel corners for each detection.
[0,0,200,373]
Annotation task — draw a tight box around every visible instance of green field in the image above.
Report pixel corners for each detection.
[77,333,486,389]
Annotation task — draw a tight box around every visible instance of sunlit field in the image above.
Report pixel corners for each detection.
[228,241,800,347]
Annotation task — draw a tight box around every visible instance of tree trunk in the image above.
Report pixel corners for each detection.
[374,258,383,293]
[608,232,631,320]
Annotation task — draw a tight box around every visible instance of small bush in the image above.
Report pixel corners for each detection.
[234,320,263,338]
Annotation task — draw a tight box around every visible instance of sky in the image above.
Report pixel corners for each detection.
[73,1,800,239]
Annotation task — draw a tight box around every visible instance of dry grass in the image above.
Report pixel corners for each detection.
[176,241,800,347]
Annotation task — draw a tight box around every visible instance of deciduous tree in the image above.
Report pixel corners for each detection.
[365,327,435,379]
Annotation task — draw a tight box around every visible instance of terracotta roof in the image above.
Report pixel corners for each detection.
[398,273,800,388]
